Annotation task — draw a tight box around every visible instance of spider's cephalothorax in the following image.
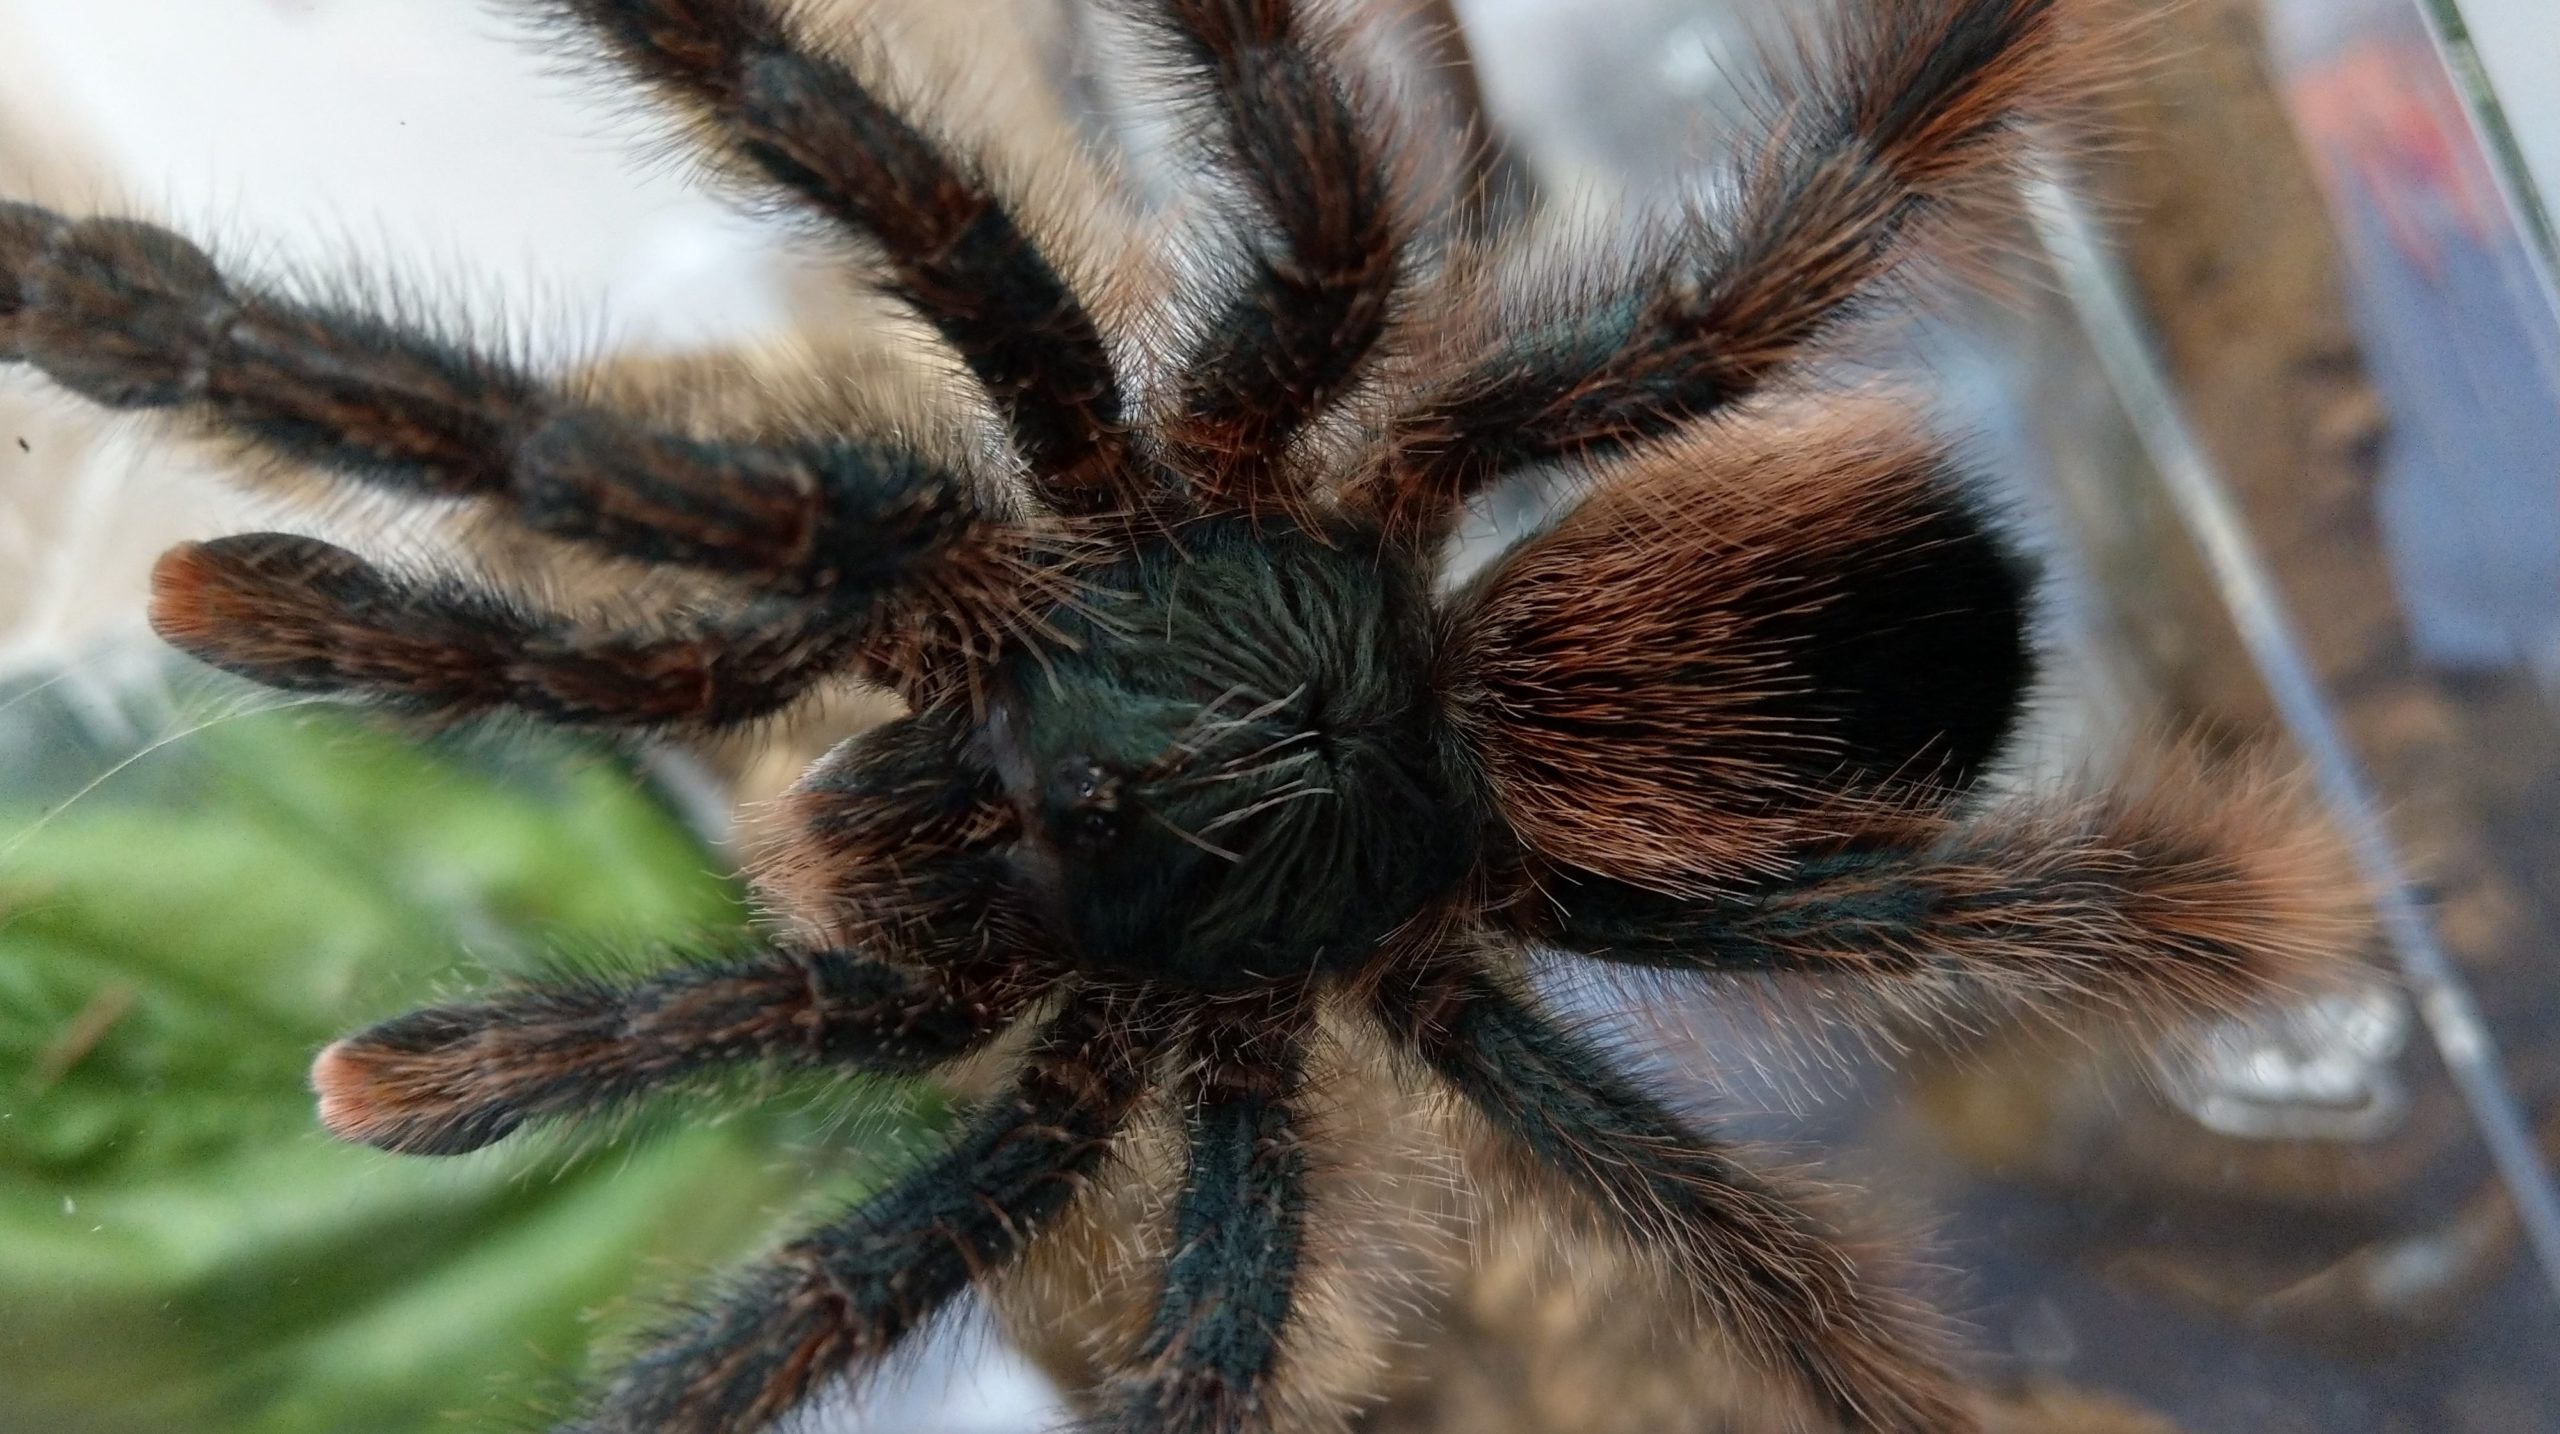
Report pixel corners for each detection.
[2,0,2365,1430]
[990,517,1478,989]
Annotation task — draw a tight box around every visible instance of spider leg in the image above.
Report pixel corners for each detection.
[1148,0,1406,514]
[149,533,891,728]
[564,987,1159,1434]
[1511,755,2365,1043]
[311,944,1038,1156]
[1371,957,1970,1434]
[0,205,1004,600]
[316,709,1042,1154]
[1090,993,1313,1433]
[1348,0,2097,546]
[530,0,1133,508]
[1412,0,1534,242]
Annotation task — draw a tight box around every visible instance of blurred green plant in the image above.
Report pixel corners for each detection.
[0,684,937,1434]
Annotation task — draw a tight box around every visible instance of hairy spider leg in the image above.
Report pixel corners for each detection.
[0,206,995,597]
[315,712,1045,1152]
[1349,0,2094,548]
[565,990,1159,1434]
[1146,0,1409,518]
[1520,756,2363,1041]
[1372,959,1969,1434]
[310,943,1028,1156]
[535,0,1137,510]
[148,532,877,729]
[1093,996,1315,1433]
[0,205,1042,720]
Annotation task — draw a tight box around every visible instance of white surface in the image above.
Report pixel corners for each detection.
[1,0,796,355]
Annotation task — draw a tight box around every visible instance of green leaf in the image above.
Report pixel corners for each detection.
[0,689,937,1434]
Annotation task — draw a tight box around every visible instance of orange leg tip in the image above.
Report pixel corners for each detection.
[308,1038,385,1143]
[308,1034,523,1155]
[144,541,227,648]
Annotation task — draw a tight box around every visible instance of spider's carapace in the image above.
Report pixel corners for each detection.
[987,517,1477,988]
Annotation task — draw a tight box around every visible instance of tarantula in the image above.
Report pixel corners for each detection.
[1,0,2361,1429]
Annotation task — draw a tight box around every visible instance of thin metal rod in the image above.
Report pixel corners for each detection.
[2027,175,2560,1295]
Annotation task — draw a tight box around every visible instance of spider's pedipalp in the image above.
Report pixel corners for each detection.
[1147,0,1408,514]
[755,707,1040,956]
[311,944,1036,1156]
[1372,957,1971,1434]
[149,533,865,729]
[1350,0,2098,546]
[532,0,1135,509]
[1522,751,2367,1044]
[1445,403,2031,892]
[1092,994,1314,1433]
[568,988,1157,1434]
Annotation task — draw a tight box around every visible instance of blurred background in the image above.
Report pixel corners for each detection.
[3,0,2559,1430]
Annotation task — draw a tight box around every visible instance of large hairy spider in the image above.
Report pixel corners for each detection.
[1,0,2362,1429]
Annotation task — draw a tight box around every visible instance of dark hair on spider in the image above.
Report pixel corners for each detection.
[988,516,1483,988]
[0,0,2368,1431]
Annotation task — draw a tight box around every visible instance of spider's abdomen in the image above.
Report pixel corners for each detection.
[1446,407,2035,894]
[988,518,1475,989]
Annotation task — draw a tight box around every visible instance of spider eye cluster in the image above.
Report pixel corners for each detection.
[989,519,1476,989]
[1043,758,1129,852]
